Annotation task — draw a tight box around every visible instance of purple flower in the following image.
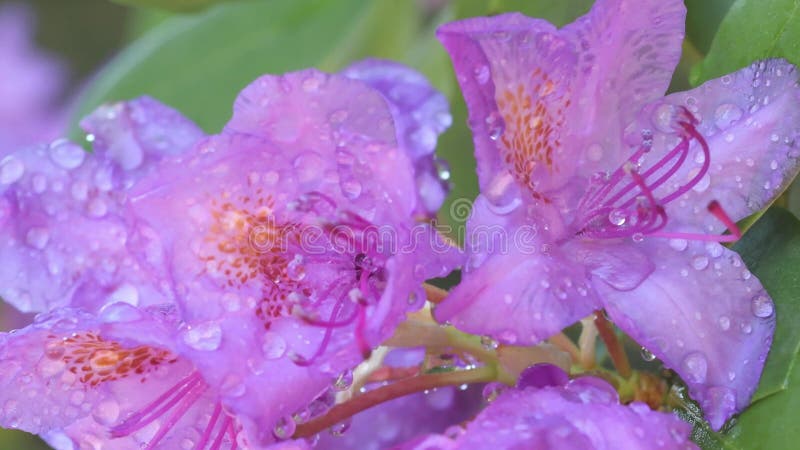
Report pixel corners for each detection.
[434,0,800,430]
[1,62,456,448]
[0,3,65,150]
[341,59,453,217]
[399,365,696,450]
[0,97,204,313]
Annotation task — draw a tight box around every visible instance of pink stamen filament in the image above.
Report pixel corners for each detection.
[111,371,203,437]
[209,415,233,450]
[194,402,222,450]
[577,107,739,243]
[294,295,351,367]
[143,382,207,450]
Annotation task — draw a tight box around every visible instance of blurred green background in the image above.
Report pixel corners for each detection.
[4,0,800,448]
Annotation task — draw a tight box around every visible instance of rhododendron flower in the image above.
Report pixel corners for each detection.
[0,3,65,150]
[434,0,800,429]
[0,60,456,449]
[400,365,697,450]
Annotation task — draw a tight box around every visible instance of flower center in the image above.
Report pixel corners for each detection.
[573,107,740,242]
[51,332,178,387]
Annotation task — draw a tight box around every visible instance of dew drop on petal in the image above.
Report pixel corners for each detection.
[0,156,25,185]
[49,140,86,169]
[474,65,490,85]
[751,294,774,318]
[25,227,50,250]
[640,347,656,362]
[182,322,222,351]
[480,336,499,350]
[92,399,120,426]
[692,256,709,271]
[681,352,708,384]
[261,332,287,360]
[718,315,731,331]
[714,103,743,129]
[668,238,688,251]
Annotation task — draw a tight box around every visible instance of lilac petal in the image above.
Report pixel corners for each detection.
[566,239,655,291]
[0,141,171,313]
[596,238,774,430]
[437,14,579,196]
[314,384,483,450]
[0,306,225,450]
[436,198,599,345]
[224,69,417,219]
[451,382,696,449]
[560,0,686,175]
[517,363,569,389]
[341,59,452,216]
[80,96,204,170]
[633,59,800,234]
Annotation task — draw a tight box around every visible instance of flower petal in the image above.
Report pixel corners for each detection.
[341,59,452,216]
[634,59,800,234]
[224,69,417,218]
[596,239,774,430]
[435,197,599,345]
[560,0,686,175]
[449,379,697,449]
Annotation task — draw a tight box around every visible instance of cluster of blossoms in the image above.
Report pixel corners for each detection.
[1,0,799,449]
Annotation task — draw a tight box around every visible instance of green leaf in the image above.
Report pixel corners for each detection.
[691,0,800,85]
[70,0,433,137]
[732,207,800,402]
[111,0,232,13]
[677,207,800,449]
[454,0,592,27]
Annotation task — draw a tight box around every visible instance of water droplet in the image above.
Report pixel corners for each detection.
[681,352,708,383]
[498,329,518,344]
[434,157,451,182]
[273,415,296,440]
[740,322,753,334]
[329,419,351,437]
[261,332,287,360]
[669,239,688,251]
[334,369,353,392]
[480,336,499,350]
[286,255,306,281]
[49,140,86,169]
[751,294,774,318]
[632,232,644,243]
[714,103,743,129]
[329,109,349,124]
[640,347,656,361]
[25,227,50,250]
[0,156,25,184]
[692,256,709,271]
[182,322,222,351]
[652,103,678,132]
[474,65,490,84]
[718,316,731,330]
[482,382,505,402]
[608,209,627,226]
[586,143,603,161]
[92,399,120,426]
[293,152,324,183]
[87,198,108,218]
[340,179,362,199]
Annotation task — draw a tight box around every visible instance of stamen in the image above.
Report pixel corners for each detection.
[195,403,222,450]
[143,382,206,450]
[209,414,232,450]
[111,371,203,437]
[293,297,349,367]
[649,201,742,243]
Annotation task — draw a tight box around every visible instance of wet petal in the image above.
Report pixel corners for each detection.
[597,239,774,430]
[447,379,696,449]
[561,0,686,175]
[0,306,236,450]
[436,198,599,345]
[81,96,204,171]
[341,59,452,216]
[633,59,800,234]
[437,14,578,196]
[0,141,170,313]
[224,69,417,219]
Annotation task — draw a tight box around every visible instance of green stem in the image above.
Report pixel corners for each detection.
[594,311,632,379]
[292,366,498,438]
